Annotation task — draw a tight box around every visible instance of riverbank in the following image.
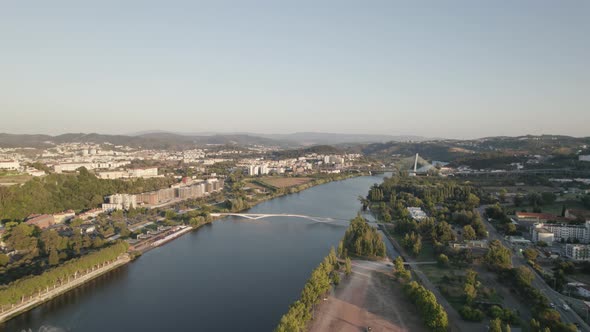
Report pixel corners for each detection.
[4,172,388,331]
[228,172,368,215]
[0,254,131,324]
[0,173,365,325]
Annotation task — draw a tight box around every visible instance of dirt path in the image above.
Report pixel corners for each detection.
[308,260,428,332]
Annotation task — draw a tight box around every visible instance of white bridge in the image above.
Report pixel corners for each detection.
[210,213,349,224]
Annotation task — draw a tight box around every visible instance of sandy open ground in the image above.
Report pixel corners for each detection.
[308,260,428,332]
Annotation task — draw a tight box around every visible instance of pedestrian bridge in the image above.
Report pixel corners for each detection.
[210,213,349,224]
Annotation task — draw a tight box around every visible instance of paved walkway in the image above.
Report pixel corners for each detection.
[0,255,130,323]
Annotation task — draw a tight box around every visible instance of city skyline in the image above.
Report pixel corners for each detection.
[1,1,589,138]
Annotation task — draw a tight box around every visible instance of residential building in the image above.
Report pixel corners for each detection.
[565,244,590,261]
[25,214,55,229]
[103,194,137,211]
[0,160,19,170]
[407,207,427,221]
[532,221,590,244]
[532,227,555,245]
[516,212,565,224]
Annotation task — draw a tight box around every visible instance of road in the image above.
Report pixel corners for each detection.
[380,227,484,332]
[478,206,590,331]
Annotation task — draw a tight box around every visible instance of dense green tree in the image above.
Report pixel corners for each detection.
[345,257,352,276]
[48,249,59,266]
[40,229,67,254]
[342,216,386,258]
[5,223,38,252]
[404,281,449,332]
[437,254,449,267]
[485,240,512,270]
[489,318,503,332]
[431,221,455,244]
[463,225,476,241]
[0,253,9,266]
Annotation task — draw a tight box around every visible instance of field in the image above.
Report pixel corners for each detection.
[0,173,31,186]
[512,200,587,215]
[258,177,313,188]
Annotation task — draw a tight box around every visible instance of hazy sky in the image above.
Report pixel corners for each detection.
[1,1,589,139]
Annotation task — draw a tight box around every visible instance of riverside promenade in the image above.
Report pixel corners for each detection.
[0,254,131,323]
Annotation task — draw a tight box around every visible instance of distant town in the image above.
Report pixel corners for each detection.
[1,133,590,332]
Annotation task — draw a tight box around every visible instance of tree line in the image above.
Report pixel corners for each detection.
[0,241,128,306]
[275,250,339,332]
[392,256,449,332]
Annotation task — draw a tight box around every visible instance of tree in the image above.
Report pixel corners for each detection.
[431,221,455,244]
[506,223,517,235]
[394,256,410,280]
[463,225,476,241]
[437,254,449,267]
[48,248,59,266]
[0,253,9,266]
[466,193,481,209]
[5,223,38,252]
[345,257,352,276]
[40,229,67,254]
[523,248,539,261]
[337,240,344,258]
[343,216,386,257]
[514,266,534,286]
[499,189,507,203]
[485,240,512,270]
[489,318,503,332]
[464,283,477,304]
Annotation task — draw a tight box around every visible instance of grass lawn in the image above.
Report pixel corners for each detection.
[512,200,586,215]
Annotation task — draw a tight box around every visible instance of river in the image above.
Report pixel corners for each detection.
[3,174,388,332]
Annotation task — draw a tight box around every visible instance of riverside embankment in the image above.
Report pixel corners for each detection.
[2,173,388,332]
[0,254,130,324]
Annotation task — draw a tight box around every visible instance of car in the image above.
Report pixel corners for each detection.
[563,303,570,310]
[549,303,556,308]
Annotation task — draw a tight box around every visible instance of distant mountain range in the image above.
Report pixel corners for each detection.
[0,131,431,149]
[1,133,588,162]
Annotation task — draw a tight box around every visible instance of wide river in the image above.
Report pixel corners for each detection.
[4,174,387,332]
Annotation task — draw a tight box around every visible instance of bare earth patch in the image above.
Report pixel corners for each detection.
[308,260,428,332]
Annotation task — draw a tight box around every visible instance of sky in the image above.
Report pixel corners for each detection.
[0,1,589,139]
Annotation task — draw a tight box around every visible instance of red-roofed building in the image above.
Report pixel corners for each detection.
[516,212,571,224]
[25,214,55,229]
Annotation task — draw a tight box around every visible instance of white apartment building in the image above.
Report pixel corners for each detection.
[565,244,590,261]
[532,221,590,244]
[103,194,137,211]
